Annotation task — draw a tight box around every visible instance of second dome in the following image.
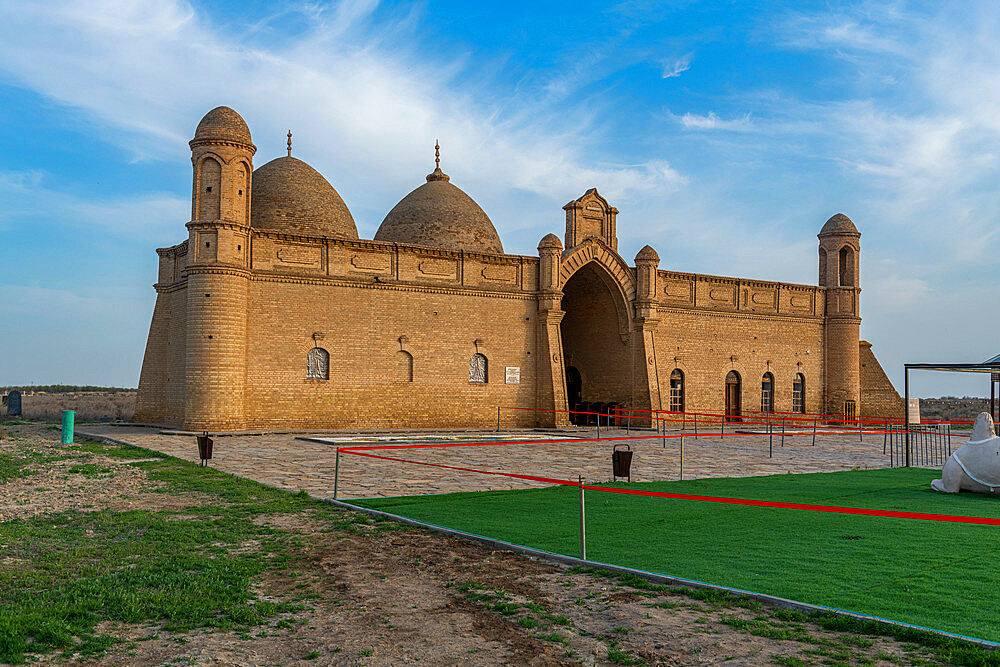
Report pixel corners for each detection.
[375,147,503,254]
[251,156,358,239]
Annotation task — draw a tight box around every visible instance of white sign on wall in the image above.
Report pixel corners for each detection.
[505,367,520,384]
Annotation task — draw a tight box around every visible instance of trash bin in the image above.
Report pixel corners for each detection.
[197,431,213,467]
[612,443,633,482]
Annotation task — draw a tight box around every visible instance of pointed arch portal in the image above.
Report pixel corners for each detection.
[560,260,633,414]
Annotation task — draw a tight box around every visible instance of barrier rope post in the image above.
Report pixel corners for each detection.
[680,430,685,480]
[947,423,951,453]
[626,409,631,433]
[693,414,698,440]
[859,415,863,443]
[768,421,773,458]
[596,412,600,441]
[883,421,888,454]
[662,418,666,449]
[578,475,586,561]
[812,419,817,446]
[721,417,725,441]
[781,418,785,448]
[334,449,340,500]
[496,406,501,433]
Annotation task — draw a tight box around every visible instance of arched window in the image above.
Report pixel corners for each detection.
[397,350,413,382]
[669,369,684,413]
[197,157,221,221]
[469,353,488,383]
[819,247,827,285]
[761,372,774,413]
[306,347,329,380]
[839,246,854,287]
[725,371,742,422]
[792,373,805,414]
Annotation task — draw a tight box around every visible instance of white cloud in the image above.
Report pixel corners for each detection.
[0,169,187,241]
[679,111,753,131]
[0,0,683,230]
[660,53,692,78]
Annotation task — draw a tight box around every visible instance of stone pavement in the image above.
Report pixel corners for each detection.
[77,424,952,500]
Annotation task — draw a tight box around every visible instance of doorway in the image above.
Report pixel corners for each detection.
[559,262,631,415]
[565,366,582,423]
[725,371,742,422]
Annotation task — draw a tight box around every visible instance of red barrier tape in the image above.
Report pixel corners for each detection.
[337,433,993,526]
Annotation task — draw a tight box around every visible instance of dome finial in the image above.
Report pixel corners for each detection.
[287,130,292,157]
[426,140,450,182]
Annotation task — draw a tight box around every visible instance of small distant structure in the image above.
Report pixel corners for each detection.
[6,389,22,416]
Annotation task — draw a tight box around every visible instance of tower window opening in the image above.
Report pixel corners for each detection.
[206,186,212,193]
[839,246,854,286]
[238,189,243,196]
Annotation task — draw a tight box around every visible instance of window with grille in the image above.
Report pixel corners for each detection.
[469,353,488,383]
[306,347,329,380]
[761,372,774,413]
[669,369,684,413]
[792,374,805,413]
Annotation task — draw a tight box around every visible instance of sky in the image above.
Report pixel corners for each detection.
[0,0,997,397]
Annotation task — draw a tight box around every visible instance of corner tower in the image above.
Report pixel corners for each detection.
[818,213,861,416]
[184,106,256,430]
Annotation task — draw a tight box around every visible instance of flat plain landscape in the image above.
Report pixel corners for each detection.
[4,421,996,665]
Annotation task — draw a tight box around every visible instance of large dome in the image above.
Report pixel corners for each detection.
[374,151,502,254]
[192,106,253,146]
[251,157,358,238]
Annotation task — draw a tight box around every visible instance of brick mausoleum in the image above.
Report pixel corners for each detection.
[134,106,902,431]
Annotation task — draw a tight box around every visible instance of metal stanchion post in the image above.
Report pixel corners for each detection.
[662,419,666,448]
[496,406,501,432]
[693,415,698,440]
[721,418,724,440]
[768,421,773,458]
[334,449,340,500]
[680,431,685,480]
[578,476,586,561]
[781,418,785,447]
[812,419,817,446]
[626,410,631,433]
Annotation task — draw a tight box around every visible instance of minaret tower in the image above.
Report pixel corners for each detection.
[184,106,256,430]
[818,213,861,416]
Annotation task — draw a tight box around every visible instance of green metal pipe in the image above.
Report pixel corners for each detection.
[61,410,75,445]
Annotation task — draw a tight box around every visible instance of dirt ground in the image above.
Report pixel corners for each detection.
[0,422,959,666]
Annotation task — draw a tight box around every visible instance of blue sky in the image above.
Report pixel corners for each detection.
[0,0,997,397]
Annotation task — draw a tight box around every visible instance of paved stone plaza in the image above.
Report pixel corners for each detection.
[78,424,949,500]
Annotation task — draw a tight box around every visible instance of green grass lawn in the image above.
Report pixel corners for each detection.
[356,468,1000,643]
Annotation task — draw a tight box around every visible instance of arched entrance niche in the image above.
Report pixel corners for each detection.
[560,260,632,421]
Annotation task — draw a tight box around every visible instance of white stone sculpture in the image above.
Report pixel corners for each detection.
[931,412,1000,494]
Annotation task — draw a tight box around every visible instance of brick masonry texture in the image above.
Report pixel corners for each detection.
[134,107,903,431]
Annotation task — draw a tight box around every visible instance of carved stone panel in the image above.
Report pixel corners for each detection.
[306,347,329,380]
[662,278,695,306]
[469,353,487,383]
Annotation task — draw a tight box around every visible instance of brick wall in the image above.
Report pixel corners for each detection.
[859,340,904,419]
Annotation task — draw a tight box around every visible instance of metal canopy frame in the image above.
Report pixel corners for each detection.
[903,358,1000,467]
